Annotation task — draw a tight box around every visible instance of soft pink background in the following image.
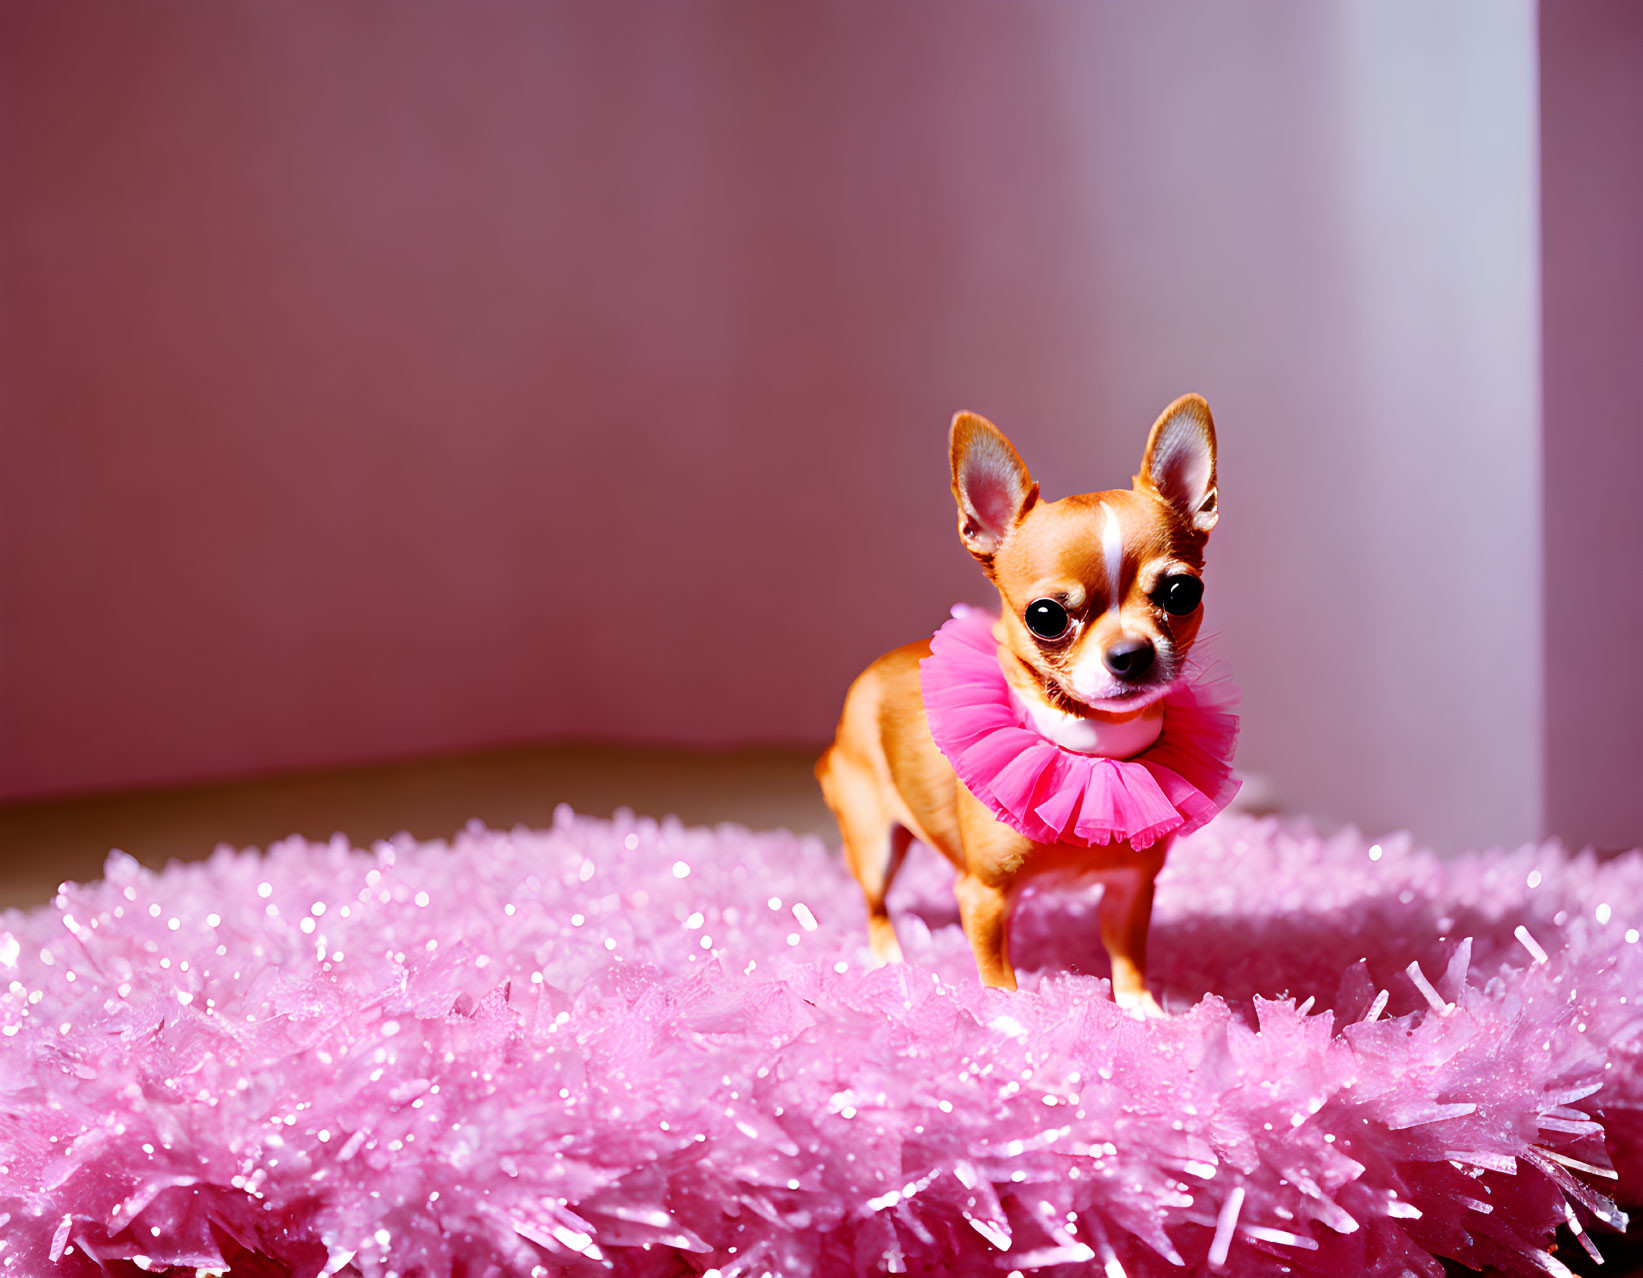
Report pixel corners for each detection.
[1539,1,1643,853]
[2,3,1634,853]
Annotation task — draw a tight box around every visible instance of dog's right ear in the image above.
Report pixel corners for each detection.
[950,412,1038,561]
[1138,394,1218,537]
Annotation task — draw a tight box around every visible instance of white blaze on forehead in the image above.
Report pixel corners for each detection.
[1099,502,1123,617]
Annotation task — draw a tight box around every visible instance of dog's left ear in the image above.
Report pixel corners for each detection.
[951,412,1039,560]
[1138,394,1218,535]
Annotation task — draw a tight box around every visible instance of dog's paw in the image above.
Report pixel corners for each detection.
[1114,988,1167,1019]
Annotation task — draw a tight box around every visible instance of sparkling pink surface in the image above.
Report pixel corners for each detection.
[0,812,1637,1276]
[921,607,1240,849]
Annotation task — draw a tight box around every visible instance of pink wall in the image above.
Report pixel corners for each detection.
[1,4,1555,852]
[1539,2,1643,852]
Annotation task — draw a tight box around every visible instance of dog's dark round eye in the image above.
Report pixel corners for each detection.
[1023,598,1070,640]
[1159,575,1203,617]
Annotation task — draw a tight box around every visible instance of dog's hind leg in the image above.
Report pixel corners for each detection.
[817,748,911,964]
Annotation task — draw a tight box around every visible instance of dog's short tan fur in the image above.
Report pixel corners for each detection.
[817,396,1220,1004]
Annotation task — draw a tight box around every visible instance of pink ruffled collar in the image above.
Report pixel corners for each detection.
[919,606,1241,850]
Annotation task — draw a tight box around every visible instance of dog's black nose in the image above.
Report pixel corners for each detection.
[1103,639,1155,682]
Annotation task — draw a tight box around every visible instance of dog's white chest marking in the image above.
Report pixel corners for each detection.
[1010,688,1165,758]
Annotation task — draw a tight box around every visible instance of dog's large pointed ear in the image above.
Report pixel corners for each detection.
[950,412,1038,560]
[1138,394,1218,536]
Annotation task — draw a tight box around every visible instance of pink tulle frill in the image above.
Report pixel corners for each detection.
[919,605,1241,848]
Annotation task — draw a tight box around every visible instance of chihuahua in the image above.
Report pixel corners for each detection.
[816,395,1221,1007]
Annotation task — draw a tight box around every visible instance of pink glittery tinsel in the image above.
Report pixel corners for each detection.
[1,810,1637,1277]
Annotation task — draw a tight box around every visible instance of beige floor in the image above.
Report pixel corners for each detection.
[0,743,838,912]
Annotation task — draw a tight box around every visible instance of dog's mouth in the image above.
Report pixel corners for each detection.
[1077,682,1177,715]
[1048,670,1180,717]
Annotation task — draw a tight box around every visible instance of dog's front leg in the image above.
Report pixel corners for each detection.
[1097,839,1170,1017]
[953,786,1034,989]
[955,872,1016,989]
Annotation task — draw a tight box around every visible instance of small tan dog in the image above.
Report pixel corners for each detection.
[817,396,1220,1007]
